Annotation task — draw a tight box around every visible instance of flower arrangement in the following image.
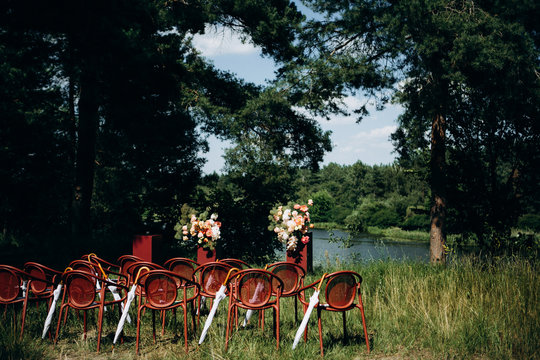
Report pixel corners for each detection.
[175,212,221,250]
[268,200,313,251]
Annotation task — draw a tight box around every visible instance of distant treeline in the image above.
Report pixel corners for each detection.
[288,162,540,238]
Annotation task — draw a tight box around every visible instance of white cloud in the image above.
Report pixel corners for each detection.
[192,26,260,57]
[353,125,397,141]
[322,125,398,165]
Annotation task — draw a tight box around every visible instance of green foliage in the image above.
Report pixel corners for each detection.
[401,214,431,231]
[517,214,540,232]
[280,0,540,255]
[344,211,364,233]
[0,0,322,253]
[309,190,335,223]
[292,161,428,229]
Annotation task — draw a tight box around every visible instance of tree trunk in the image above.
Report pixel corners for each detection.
[71,69,98,241]
[429,113,446,264]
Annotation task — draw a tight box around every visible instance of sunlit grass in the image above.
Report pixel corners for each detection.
[1,256,538,359]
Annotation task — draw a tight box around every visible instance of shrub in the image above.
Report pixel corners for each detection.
[401,214,430,230]
[370,208,401,227]
[517,214,540,232]
[344,211,364,232]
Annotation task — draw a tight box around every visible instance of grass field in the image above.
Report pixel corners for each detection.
[1,256,538,359]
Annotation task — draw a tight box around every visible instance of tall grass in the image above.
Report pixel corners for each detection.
[1,256,538,359]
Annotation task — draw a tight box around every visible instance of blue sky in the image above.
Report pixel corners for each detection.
[192,26,403,174]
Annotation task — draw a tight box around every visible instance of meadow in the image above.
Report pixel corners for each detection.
[1,256,538,360]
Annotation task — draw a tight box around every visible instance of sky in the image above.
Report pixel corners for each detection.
[192,26,403,174]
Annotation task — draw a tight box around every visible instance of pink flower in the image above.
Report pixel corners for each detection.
[299,205,309,212]
[301,236,310,244]
[308,199,313,206]
[294,204,301,210]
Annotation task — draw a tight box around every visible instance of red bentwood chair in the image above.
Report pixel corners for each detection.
[54,269,128,351]
[298,271,370,356]
[164,257,199,280]
[266,262,305,323]
[192,261,234,323]
[135,269,200,354]
[225,269,284,350]
[117,255,144,280]
[22,262,62,337]
[0,264,57,338]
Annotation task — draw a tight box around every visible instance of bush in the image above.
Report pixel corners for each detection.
[344,211,364,232]
[401,214,430,230]
[517,214,540,232]
[370,208,401,227]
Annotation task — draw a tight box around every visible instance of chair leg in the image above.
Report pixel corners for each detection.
[294,296,298,323]
[152,309,156,343]
[190,301,196,333]
[342,311,347,342]
[54,304,66,346]
[161,309,166,336]
[83,310,87,340]
[183,303,188,352]
[357,296,370,353]
[317,307,324,357]
[20,294,29,339]
[275,305,280,350]
[303,303,309,342]
[224,304,234,351]
[136,306,143,355]
[97,306,105,352]
[63,307,69,325]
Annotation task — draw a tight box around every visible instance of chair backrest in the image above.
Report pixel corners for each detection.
[232,269,283,307]
[324,271,361,310]
[143,271,178,308]
[163,258,198,281]
[68,259,99,274]
[266,262,305,296]
[117,255,143,276]
[0,265,22,303]
[220,258,250,269]
[125,261,164,286]
[23,262,59,295]
[193,262,234,297]
[139,269,199,308]
[64,270,99,308]
[84,254,116,267]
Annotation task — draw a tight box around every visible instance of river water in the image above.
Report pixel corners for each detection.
[299,229,431,265]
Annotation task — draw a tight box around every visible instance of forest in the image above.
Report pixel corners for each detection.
[1,0,539,265]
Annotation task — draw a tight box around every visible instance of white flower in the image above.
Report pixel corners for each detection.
[211,213,218,220]
[283,209,291,221]
[287,236,298,251]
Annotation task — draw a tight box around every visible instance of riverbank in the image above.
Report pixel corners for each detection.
[314,223,539,247]
[314,223,433,242]
[3,256,537,360]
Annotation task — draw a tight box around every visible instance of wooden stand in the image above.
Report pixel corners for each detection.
[286,232,313,273]
[197,245,216,264]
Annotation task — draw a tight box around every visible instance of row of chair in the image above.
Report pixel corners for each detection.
[0,255,370,356]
